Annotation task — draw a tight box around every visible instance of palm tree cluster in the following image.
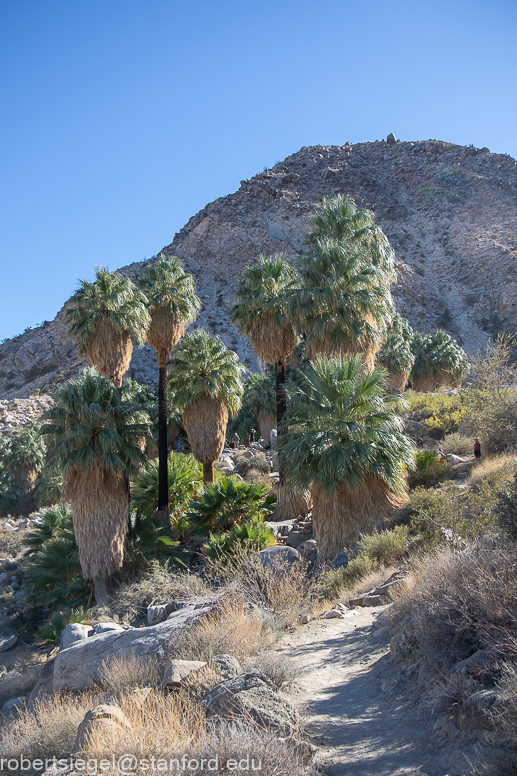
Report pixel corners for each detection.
[377,313,416,393]
[410,329,469,391]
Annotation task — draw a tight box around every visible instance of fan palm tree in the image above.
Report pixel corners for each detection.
[376,313,415,393]
[168,330,244,484]
[306,194,396,284]
[138,256,200,522]
[10,423,47,516]
[232,255,299,436]
[66,267,150,386]
[295,237,393,369]
[41,370,148,606]
[411,330,469,391]
[279,356,415,560]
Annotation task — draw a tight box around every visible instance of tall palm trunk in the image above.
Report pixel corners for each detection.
[158,351,169,526]
[203,462,214,484]
[276,358,286,474]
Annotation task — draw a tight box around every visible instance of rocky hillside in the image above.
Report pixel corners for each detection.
[1,136,517,399]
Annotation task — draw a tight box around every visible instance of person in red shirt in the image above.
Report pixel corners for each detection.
[474,438,481,459]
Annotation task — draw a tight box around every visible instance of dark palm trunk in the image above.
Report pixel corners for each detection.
[276,358,287,483]
[94,577,111,608]
[203,462,214,484]
[158,351,169,526]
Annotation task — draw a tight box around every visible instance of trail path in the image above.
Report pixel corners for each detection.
[277,607,476,776]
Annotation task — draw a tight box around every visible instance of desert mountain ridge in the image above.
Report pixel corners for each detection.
[1,136,516,400]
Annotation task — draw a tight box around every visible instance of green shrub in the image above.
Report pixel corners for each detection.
[355,525,409,566]
[234,453,271,476]
[403,390,467,437]
[408,448,457,488]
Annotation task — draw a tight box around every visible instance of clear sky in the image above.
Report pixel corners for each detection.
[1,0,516,341]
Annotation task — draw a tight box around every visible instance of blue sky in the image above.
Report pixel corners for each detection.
[1,0,516,341]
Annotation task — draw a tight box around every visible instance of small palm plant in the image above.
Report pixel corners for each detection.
[138,256,200,522]
[187,477,276,535]
[66,267,150,386]
[168,330,244,484]
[376,314,415,393]
[279,355,415,560]
[411,330,469,391]
[41,370,148,605]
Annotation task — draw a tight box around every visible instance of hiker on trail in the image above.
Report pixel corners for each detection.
[232,432,240,449]
[248,428,256,446]
[474,438,481,460]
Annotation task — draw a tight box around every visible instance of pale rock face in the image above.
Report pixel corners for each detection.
[1,139,517,404]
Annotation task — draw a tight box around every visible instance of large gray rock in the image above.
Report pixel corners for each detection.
[3,696,27,712]
[249,545,301,570]
[286,531,312,549]
[161,659,207,688]
[202,672,299,735]
[74,705,131,754]
[53,604,214,692]
[212,653,241,680]
[0,634,18,652]
[60,623,94,651]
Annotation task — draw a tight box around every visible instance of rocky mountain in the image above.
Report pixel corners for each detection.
[1,136,516,400]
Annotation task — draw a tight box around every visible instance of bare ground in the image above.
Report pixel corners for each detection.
[278,606,486,776]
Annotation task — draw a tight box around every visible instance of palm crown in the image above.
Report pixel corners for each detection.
[42,369,147,477]
[377,313,415,375]
[279,355,415,495]
[232,255,299,364]
[411,330,469,381]
[168,330,244,415]
[138,255,200,355]
[67,267,150,354]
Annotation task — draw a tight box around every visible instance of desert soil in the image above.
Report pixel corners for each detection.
[278,606,483,776]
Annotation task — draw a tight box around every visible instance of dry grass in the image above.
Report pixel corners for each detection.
[411,368,462,392]
[466,454,517,490]
[0,692,95,769]
[0,526,24,557]
[0,688,312,776]
[85,315,133,386]
[97,652,163,696]
[168,600,276,663]
[111,563,210,624]
[441,431,476,457]
[244,650,301,688]
[183,394,228,466]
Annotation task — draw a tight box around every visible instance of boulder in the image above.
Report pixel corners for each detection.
[329,551,349,570]
[0,634,18,652]
[447,454,466,465]
[60,623,94,651]
[28,659,55,705]
[147,605,167,626]
[298,539,317,561]
[324,609,344,619]
[248,545,301,570]
[53,604,214,692]
[386,133,397,145]
[74,705,131,753]
[2,696,27,712]
[93,622,125,635]
[202,672,299,735]
[286,531,312,549]
[161,659,207,688]
[212,653,241,680]
[448,649,495,679]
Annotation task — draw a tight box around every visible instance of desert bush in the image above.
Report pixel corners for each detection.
[131,452,202,528]
[461,335,517,454]
[408,447,457,488]
[234,453,271,477]
[111,562,209,624]
[402,390,467,437]
[389,544,517,672]
[0,525,23,557]
[244,650,300,688]
[494,470,517,543]
[355,526,409,565]
[441,431,476,457]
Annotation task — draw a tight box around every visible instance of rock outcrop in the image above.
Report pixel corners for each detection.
[1,138,516,400]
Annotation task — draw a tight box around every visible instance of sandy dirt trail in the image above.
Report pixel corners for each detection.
[277,607,475,776]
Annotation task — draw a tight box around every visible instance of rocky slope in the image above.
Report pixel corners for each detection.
[1,136,517,400]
